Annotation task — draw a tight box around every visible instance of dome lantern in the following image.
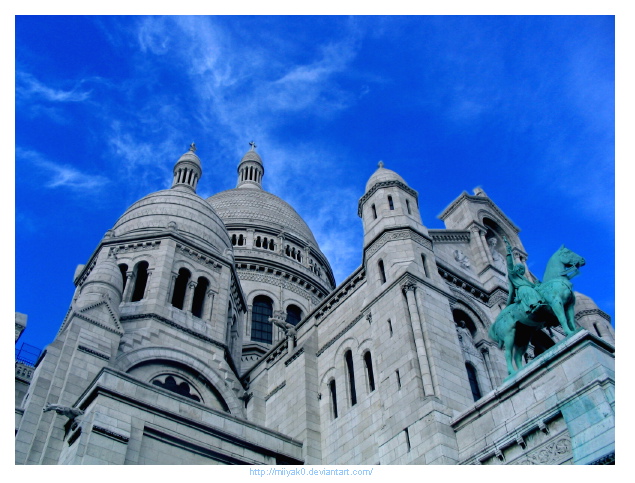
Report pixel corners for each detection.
[172,143,202,192]
[236,141,264,189]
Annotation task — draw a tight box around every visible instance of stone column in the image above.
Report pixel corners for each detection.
[122,271,135,302]
[470,225,490,269]
[477,343,497,389]
[183,281,197,314]
[402,281,435,397]
[245,305,252,337]
[166,271,178,304]
[205,290,215,322]
[246,229,254,249]
[479,229,494,265]
[143,269,154,299]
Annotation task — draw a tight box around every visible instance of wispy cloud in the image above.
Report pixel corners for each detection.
[17,148,109,192]
[16,71,93,103]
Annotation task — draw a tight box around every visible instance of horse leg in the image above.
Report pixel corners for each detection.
[550,300,572,336]
[504,324,517,376]
[565,300,578,333]
[513,325,532,373]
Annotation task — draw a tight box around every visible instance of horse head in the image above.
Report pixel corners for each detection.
[544,245,585,281]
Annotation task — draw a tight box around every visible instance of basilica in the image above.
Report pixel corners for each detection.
[15,144,615,465]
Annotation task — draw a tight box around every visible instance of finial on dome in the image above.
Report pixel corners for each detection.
[249,141,257,151]
[189,143,197,153]
[378,160,384,169]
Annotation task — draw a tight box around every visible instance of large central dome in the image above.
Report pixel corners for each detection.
[207,189,319,247]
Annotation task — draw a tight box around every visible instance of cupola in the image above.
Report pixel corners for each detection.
[236,141,264,189]
[172,143,202,192]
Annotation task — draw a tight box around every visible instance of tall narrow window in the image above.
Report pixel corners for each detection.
[396,370,401,390]
[404,428,411,452]
[191,277,209,318]
[238,234,244,246]
[119,264,128,293]
[286,305,303,326]
[593,323,602,338]
[372,204,377,219]
[406,199,411,214]
[269,239,275,250]
[255,236,261,248]
[171,268,191,310]
[345,350,357,406]
[131,261,149,302]
[329,380,338,419]
[232,234,237,245]
[388,319,393,337]
[466,363,482,401]
[251,296,273,344]
[378,259,387,284]
[364,352,375,392]
[421,254,429,277]
[388,195,394,210]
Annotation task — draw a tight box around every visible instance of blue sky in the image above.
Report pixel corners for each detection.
[15,15,615,352]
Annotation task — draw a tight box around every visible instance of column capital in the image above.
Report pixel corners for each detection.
[401,281,417,294]
[188,281,197,289]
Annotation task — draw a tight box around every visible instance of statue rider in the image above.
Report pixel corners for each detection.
[504,236,544,314]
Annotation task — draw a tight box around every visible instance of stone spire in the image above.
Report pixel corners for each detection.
[172,143,202,192]
[236,141,264,189]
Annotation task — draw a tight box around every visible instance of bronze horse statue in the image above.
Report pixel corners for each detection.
[488,245,585,377]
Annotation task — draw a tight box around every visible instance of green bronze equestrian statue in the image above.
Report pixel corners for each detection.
[489,237,585,377]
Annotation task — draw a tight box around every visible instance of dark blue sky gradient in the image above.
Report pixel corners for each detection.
[15,15,615,352]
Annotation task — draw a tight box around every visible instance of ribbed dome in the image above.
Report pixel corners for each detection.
[365,165,408,192]
[207,189,319,247]
[240,150,262,165]
[176,150,202,169]
[112,189,231,254]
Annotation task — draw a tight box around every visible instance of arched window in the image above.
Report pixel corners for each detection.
[285,245,291,256]
[345,350,357,406]
[269,239,275,251]
[191,277,209,318]
[329,380,338,419]
[406,199,411,214]
[372,204,377,219]
[251,295,273,344]
[171,268,191,310]
[297,251,302,262]
[118,263,128,293]
[466,362,481,401]
[286,305,303,326]
[364,351,375,392]
[131,261,149,302]
[255,236,262,248]
[238,234,244,246]
[231,234,237,246]
[378,259,386,284]
[388,195,394,210]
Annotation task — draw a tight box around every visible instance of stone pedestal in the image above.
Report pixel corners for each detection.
[451,330,614,465]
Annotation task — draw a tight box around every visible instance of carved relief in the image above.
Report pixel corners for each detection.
[510,437,572,465]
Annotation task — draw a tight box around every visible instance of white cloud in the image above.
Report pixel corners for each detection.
[17,148,109,192]
[16,71,92,103]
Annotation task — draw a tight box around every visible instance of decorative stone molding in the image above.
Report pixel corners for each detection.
[284,347,305,367]
[358,179,419,217]
[111,240,161,255]
[365,228,432,259]
[238,270,320,306]
[509,437,571,465]
[92,425,130,443]
[314,269,366,321]
[77,345,111,361]
[575,308,612,323]
[428,230,471,244]
[316,313,364,357]
[401,281,417,294]
[175,243,223,272]
[264,381,286,401]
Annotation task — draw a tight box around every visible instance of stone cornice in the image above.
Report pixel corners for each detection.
[316,313,365,357]
[428,230,471,244]
[358,180,419,217]
[575,308,611,323]
[438,192,520,233]
[364,226,433,260]
[264,381,287,401]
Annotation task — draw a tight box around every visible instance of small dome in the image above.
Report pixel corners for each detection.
[112,189,231,254]
[84,253,124,295]
[208,189,319,247]
[365,163,408,192]
[240,150,263,165]
[175,150,202,170]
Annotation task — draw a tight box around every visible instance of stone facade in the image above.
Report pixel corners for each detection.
[15,146,615,465]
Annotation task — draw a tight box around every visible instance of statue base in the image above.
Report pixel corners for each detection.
[452,329,614,465]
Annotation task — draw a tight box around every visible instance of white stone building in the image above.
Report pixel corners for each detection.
[15,145,615,465]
